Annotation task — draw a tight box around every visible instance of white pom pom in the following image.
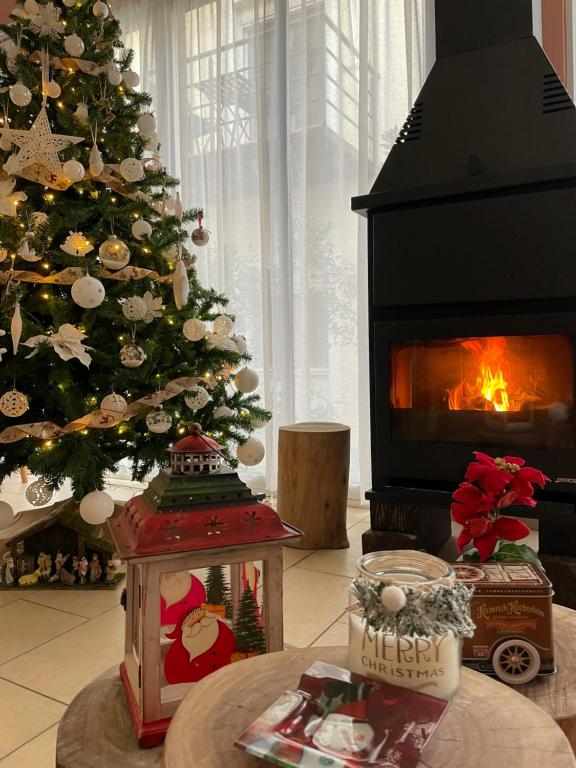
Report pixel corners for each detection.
[380,585,406,613]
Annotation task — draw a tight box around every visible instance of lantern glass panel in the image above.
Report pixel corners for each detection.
[159,561,265,705]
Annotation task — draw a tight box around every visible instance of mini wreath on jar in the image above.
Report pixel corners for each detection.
[350,575,475,638]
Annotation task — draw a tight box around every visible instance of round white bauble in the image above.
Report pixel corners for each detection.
[0,389,29,418]
[183,318,206,342]
[122,296,147,322]
[9,82,32,107]
[74,102,90,126]
[146,406,172,434]
[233,335,247,355]
[251,414,270,430]
[63,0,77,6]
[24,0,39,13]
[145,132,159,152]
[235,367,259,394]
[64,34,85,57]
[100,393,128,415]
[99,235,130,270]
[119,157,143,183]
[144,156,161,173]
[0,500,14,530]
[25,479,53,506]
[214,405,234,419]
[123,70,140,88]
[107,66,122,86]
[192,226,209,246]
[71,274,106,308]
[131,219,152,240]
[380,585,407,613]
[92,1,109,17]
[119,343,146,368]
[137,112,156,138]
[237,437,265,466]
[79,490,114,525]
[213,314,234,336]
[184,385,210,411]
[45,80,61,99]
[0,134,12,151]
[62,158,85,182]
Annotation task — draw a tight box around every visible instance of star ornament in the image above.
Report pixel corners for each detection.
[1,107,83,176]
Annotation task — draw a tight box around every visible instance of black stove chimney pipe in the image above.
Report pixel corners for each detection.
[435,0,533,59]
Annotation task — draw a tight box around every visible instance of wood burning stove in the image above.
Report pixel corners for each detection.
[352,0,576,604]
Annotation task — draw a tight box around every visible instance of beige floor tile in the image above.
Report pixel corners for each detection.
[283,566,351,648]
[311,621,349,647]
[282,547,314,570]
[0,591,31,608]
[22,585,124,619]
[0,606,125,704]
[0,724,58,768]
[295,521,364,579]
[0,680,64,760]
[0,601,86,666]
[346,507,370,529]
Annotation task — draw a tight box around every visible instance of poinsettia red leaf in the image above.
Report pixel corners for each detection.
[474,530,499,561]
[478,469,511,495]
[496,490,518,509]
[456,528,472,553]
[503,456,526,466]
[510,476,534,499]
[473,452,496,466]
[469,517,492,537]
[465,463,491,483]
[493,516,530,541]
[512,496,537,508]
[516,466,548,488]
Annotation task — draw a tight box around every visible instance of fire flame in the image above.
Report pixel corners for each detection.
[448,338,523,412]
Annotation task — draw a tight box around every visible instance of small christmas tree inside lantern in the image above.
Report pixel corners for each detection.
[109,424,301,748]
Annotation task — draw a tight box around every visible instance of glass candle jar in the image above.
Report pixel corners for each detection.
[348,551,470,700]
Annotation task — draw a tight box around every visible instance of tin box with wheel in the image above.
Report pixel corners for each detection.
[453,562,554,684]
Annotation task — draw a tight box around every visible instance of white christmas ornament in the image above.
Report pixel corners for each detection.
[0,330,7,362]
[192,226,209,246]
[92,1,109,17]
[121,295,147,322]
[251,414,270,430]
[146,406,172,433]
[175,192,183,222]
[101,393,128,415]
[235,367,259,393]
[24,323,93,367]
[144,156,161,173]
[0,135,12,151]
[9,81,32,107]
[206,333,238,353]
[0,500,14,529]
[120,157,143,183]
[0,388,29,417]
[31,211,48,228]
[172,260,189,309]
[123,70,140,88]
[107,66,122,86]
[18,236,40,262]
[214,405,234,419]
[62,158,85,182]
[213,315,234,336]
[0,106,82,175]
[24,0,39,14]
[145,132,159,152]
[137,112,156,138]
[73,102,89,126]
[119,342,146,368]
[79,490,114,525]
[184,385,210,411]
[64,34,85,57]
[131,218,152,240]
[45,80,61,99]
[89,142,104,176]
[0,247,7,263]
[71,273,105,308]
[142,291,162,323]
[60,231,93,257]
[29,2,64,37]
[11,301,22,354]
[380,585,407,613]
[233,335,247,355]
[0,177,27,217]
[25,479,53,506]
[183,318,206,342]
[237,437,265,466]
[99,235,130,270]
[63,0,77,6]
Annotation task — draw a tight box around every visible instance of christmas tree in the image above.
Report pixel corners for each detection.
[204,564,233,619]
[234,586,266,655]
[0,0,269,511]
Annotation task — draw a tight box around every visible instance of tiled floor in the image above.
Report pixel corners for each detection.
[0,472,369,767]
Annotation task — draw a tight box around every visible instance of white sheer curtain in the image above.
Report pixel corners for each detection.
[113,0,426,500]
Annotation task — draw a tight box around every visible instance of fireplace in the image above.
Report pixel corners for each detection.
[352,0,576,603]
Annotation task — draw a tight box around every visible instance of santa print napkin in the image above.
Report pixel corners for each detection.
[235,661,450,768]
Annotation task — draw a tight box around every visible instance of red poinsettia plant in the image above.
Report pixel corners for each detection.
[451,452,549,564]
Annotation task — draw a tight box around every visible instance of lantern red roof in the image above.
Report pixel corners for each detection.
[169,432,221,454]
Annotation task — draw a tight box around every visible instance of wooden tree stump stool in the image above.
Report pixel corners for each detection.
[277,422,350,549]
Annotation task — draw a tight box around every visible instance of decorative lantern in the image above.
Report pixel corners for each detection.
[109,425,301,747]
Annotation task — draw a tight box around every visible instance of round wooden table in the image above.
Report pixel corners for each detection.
[165,647,576,768]
[516,604,576,750]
